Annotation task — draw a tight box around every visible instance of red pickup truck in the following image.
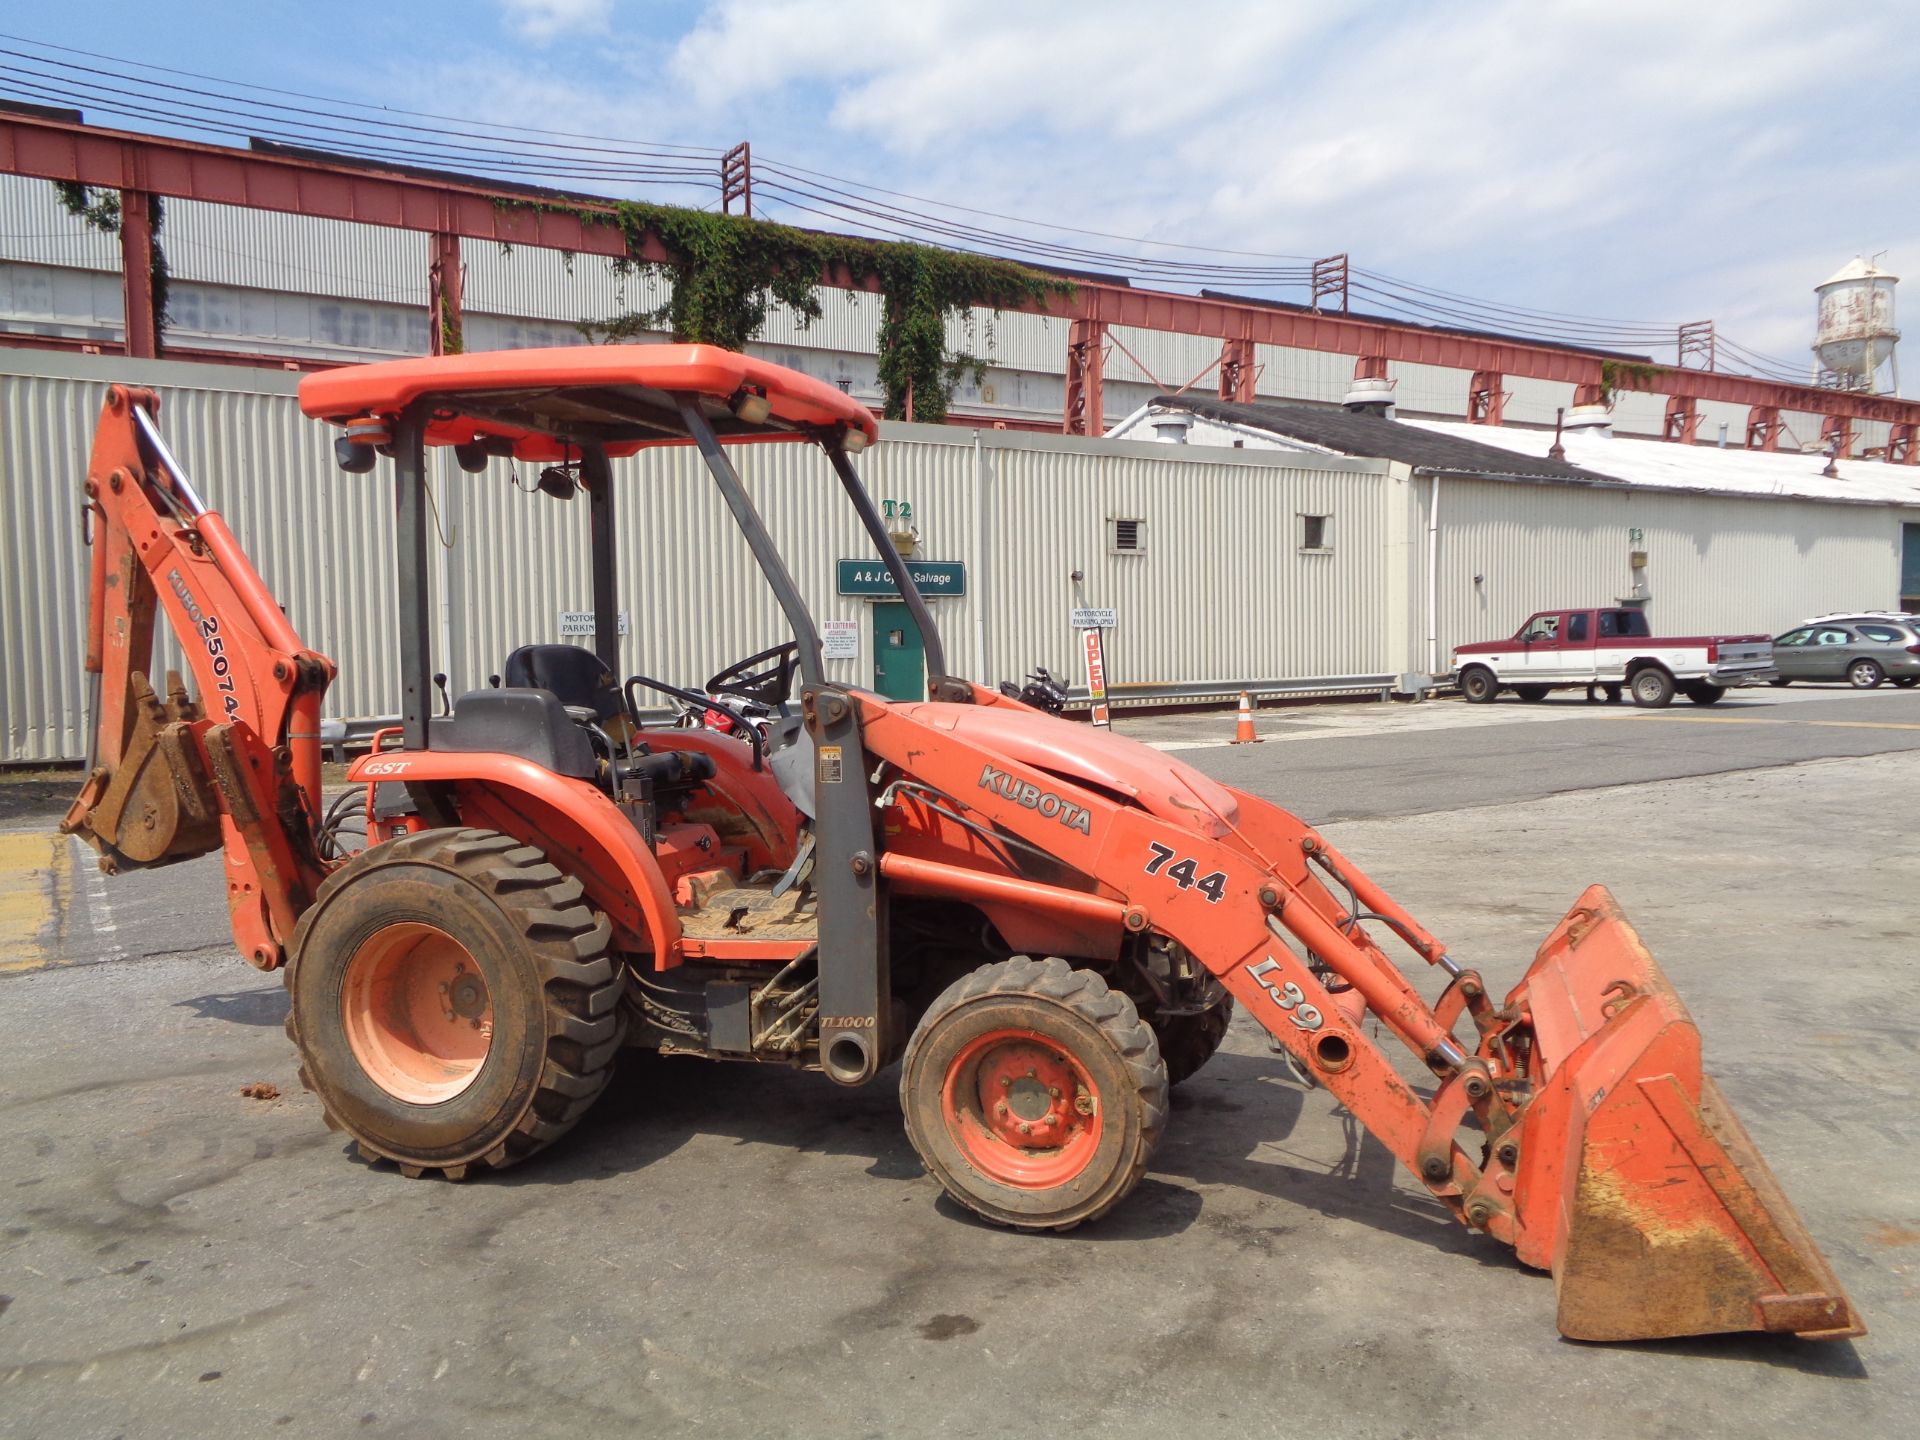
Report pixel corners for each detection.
[1452,608,1776,707]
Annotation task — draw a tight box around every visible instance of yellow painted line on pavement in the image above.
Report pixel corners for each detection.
[0,831,70,974]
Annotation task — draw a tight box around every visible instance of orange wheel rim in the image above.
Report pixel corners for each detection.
[940,1028,1102,1189]
[340,922,492,1104]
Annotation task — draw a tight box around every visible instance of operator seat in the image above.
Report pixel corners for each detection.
[499,644,720,798]
[503,643,626,727]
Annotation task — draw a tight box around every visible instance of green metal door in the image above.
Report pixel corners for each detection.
[870,601,926,701]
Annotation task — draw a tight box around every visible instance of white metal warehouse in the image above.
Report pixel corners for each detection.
[6,347,1920,765]
[0,174,1897,453]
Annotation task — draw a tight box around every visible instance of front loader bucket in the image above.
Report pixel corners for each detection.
[1505,886,1862,1342]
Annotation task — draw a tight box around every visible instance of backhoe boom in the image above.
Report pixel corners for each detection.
[62,386,335,969]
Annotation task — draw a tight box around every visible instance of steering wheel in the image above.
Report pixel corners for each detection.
[706,642,801,713]
[623,675,766,770]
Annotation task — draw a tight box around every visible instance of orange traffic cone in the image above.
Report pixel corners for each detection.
[1230,691,1263,743]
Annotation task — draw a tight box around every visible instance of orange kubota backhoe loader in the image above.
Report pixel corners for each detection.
[63,345,1861,1343]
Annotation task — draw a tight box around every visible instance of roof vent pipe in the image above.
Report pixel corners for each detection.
[1149,411,1193,444]
[1563,382,1613,438]
[1343,356,1397,417]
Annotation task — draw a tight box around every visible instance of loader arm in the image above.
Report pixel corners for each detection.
[62,385,336,970]
[859,686,1863,1342]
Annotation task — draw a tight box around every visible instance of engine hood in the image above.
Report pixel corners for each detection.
[889,702,1240,838]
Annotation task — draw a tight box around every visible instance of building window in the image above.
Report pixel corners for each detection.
[1299,514,1331,553]
[1110,517,1146,554]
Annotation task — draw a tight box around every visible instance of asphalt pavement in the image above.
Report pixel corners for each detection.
[2,683,1916,1438]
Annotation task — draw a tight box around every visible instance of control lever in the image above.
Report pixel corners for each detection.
[432,673,452,716]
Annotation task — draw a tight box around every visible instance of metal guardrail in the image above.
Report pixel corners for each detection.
[1063,674,1412,709]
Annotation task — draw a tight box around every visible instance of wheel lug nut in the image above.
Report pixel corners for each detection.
[1047,1086,1060,1099]
[1026,1067,1037,1078]
[995,1101,1008,1116]
[1018,1122,1031,1134]
[1000,1076,1011,1087]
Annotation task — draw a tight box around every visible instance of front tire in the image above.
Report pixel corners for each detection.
[901,956,1166,1231]
[1151,992,1234,1087]
[1459,666,1499,704]
[1849,659,1885,689]
[1630,667,1675,708]
[286,828,624,1179]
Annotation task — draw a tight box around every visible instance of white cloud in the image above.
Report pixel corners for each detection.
[415,1,1920,358]
[499,0,613,45]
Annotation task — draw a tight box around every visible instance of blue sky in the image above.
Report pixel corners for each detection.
[6,1,1916,371]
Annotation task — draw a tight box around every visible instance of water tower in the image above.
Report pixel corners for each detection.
[1812,256,1899,393]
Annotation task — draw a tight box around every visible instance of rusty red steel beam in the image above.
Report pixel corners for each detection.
[6,110,1920,429]
[1041,284,1605,384]
[0,110,653,262]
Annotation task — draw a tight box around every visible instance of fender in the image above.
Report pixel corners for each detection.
[637,728,802,871]
[346,749,683,967]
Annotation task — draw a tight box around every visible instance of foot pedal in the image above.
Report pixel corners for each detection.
[771,832,816,899]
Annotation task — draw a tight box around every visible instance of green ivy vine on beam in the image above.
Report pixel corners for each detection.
[52,181,172,347]
[497,197,1069,424]
[1597,358,1662,402]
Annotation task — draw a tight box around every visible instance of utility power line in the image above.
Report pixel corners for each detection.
[0,32,1825,382]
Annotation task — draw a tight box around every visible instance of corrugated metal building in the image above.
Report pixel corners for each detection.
[2,348,1404,763]
[8,349,1919,765]
[1,174,1886,450]
[1115,394,1920,672]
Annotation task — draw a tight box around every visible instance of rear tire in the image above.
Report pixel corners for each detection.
[1895,677,1918,689]
[1514,684,1549,703]
[1769,678,1791,687]
[286,827,623,1179]
[901,956,1166,1231]
[1684,683,1726,706]
[1150,993,1234,1087]
[1459,666,1498,704]
[1849,659,1885,689]
[1629,667,1675,708]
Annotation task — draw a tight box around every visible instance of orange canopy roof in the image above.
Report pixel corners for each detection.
[297,344,879,460]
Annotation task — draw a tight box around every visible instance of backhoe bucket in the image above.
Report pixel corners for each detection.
[1506,886,1862,1342]
[61,671,223,872]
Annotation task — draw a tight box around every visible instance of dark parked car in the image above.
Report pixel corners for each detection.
[1771,620,1920,689]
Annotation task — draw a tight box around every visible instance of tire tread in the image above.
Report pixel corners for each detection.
[285,826,624,1180]
[901,956,1168,1232]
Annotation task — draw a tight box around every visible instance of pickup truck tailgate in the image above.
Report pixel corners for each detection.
[1714,637,1773,669]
